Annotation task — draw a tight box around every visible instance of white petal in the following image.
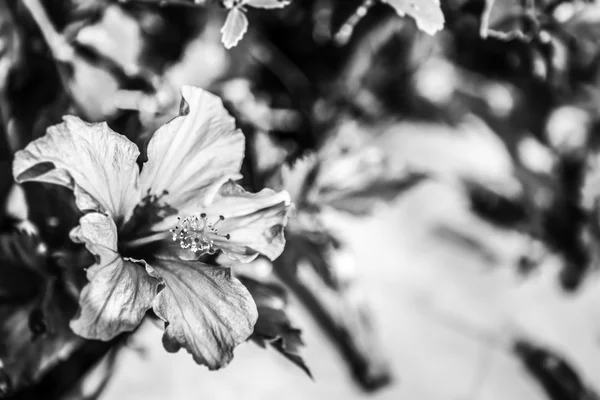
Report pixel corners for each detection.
[69,213,160,340]
[151,257,257,369]
[139,86,244,231]
[13,116,141,221]
[205,181,291,262]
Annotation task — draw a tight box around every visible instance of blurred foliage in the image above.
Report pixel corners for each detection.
[514,339,600,400]
[239,275,312,378]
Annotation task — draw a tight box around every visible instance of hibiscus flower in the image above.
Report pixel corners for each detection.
[12,86,291,369]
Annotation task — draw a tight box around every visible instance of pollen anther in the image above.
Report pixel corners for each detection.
[170,213,231,254]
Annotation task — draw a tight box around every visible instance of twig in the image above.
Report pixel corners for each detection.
[334,0,375,46]
[21,0,74,62]
[480,0,496,38]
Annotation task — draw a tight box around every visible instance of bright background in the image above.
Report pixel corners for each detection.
[102,126,600,400]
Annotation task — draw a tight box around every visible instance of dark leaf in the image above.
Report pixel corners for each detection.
[513,339,600,400]
[274,242,393,390]
[271,338,312,379]
[0,365,11,398]
[281,120,427,215]
[318,171,428,215]
[0,232,83,395]
[0,233,46,301]
[0,2,23,92]
[281,230,340,289]
[239,276,312,377]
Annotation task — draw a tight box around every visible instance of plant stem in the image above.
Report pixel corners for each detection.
[21,0,74,62]
[480,0,496,38]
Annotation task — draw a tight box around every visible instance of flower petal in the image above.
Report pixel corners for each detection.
[13,116,141,220]
[204,181,291,262]
[150,257,257,369]
[69,213,159,340]
[139,86,244,221]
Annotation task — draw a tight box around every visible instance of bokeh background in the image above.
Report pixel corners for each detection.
[102,129,600,400]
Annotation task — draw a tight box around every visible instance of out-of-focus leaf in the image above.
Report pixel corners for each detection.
[514,339,600,400]
[4,337,119,400]
[75,5,144,77]
[115,17,230,137]
[279,154,318,205]
[0,2,22,194]
[4,184,29,223]
[115,0,200,6]
[0,232,83,396]
[0,2,22,92]
[281,121,427,215]
[0,292,83,395]
[560,3,600,78]
[58,54,121,121]
[582,152,600,214]
[280,228,339,288]
[22,183,81,250]
[0,163,10,222]
[381,0,445,35]
[465,179,529,230]
[0,233,45,301]
[274,235,393,390]
[16,0,121,122]
[45,0,107,33]
[239,276,311,377]
[60,346,119,400]
[314,168,427,215]
[251,130,291,176]
[0,363,10,398]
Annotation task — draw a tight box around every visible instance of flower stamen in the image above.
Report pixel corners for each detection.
[170,214,231,254]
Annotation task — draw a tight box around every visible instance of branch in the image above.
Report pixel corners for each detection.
[480,0,495,38]
[21,0,74,62]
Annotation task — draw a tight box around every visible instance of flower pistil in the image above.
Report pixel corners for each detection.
[171,214,231,254]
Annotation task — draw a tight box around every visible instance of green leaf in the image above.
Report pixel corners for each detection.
[381,0,445,35]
